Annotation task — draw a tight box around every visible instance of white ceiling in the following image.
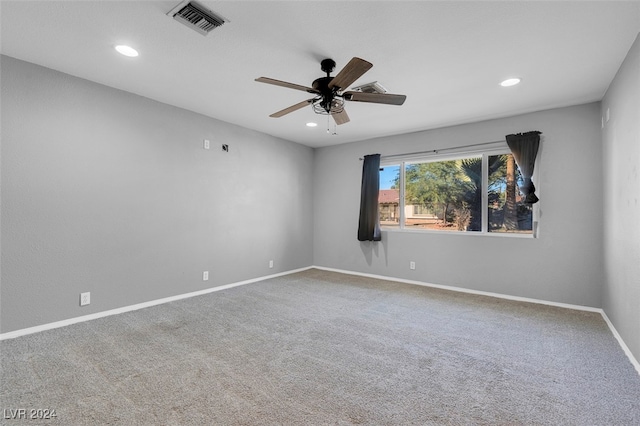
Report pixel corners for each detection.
[1,1,638,148]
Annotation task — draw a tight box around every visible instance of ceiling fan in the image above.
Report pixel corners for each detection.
[255,57,406,125]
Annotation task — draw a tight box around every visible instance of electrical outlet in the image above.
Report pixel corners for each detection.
[80,292,90,306]
[409,261,416,270]
[203,139,210,150]
[269,260,274,269]
[203,271,209,281]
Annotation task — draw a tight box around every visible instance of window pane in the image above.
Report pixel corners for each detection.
[379,165,400,228]
[488,154,533,234]
[405,157,482,231]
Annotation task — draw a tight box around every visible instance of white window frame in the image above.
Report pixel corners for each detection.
[380,146,538,238]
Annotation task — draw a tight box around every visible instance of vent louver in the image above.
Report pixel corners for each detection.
[168,1,227,35]
[351,81,388,94]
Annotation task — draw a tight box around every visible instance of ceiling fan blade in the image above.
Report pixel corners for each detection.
[331,109,350,125]
[269,98,316,118]
[343,91,407,105]
[255,77,318,93]
[328,57,373,90]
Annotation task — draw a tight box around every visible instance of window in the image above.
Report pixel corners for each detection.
[378,165,401,228]
[378,150,534,235]
[487,154,533,234]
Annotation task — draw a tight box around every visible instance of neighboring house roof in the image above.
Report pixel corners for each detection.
[379,189,399,204]
[381,188,525,204]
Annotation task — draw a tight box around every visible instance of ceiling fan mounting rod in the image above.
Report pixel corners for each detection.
[320,58,336,77]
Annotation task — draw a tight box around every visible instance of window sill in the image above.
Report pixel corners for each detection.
[381,227,535,239]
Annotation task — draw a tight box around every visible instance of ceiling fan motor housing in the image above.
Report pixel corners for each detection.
[312,76,338,113]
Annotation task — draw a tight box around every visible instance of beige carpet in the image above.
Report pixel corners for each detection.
[1,269,639,425]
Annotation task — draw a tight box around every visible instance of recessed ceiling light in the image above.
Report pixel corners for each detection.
[115,45,139,57]
[500,78,521,87]
[306,122,318,127]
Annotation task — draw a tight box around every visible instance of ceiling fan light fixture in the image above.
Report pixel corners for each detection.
[500,78,521,87]
[312,98,345,115]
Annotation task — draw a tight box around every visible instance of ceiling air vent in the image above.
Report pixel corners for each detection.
[351,81,388,94]
[167,1,228,36]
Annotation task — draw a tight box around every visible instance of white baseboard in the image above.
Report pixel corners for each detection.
[0,266,313,341]
[312,265,640,376]
[313,265,601,311]
[3,264,638,378]
[600,311,640,376]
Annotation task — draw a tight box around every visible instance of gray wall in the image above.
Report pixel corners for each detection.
[1,56,314,333]
[314,103,604,308]
[602,34,640,362]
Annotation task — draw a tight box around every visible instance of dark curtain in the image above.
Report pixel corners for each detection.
[357,154,382,241]
[506,131,541,204]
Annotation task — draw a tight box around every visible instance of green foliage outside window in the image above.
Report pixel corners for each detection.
[384,153,532,233]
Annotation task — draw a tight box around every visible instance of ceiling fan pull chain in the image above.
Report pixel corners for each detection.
[326,115,338,136]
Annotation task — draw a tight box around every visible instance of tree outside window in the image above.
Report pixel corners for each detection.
[378,152,533,234]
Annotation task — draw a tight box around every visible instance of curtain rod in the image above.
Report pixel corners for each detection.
[359,139,505,161]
